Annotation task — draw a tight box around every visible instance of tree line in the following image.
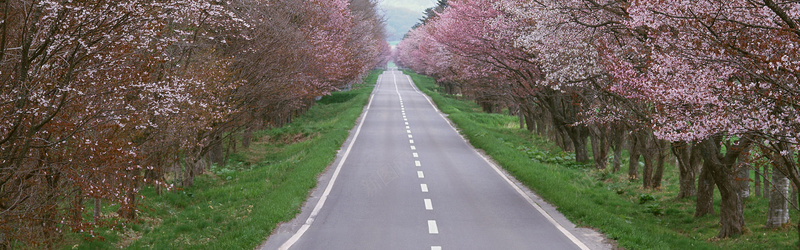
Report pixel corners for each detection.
[397,0,800,244]
[0,0,388,246]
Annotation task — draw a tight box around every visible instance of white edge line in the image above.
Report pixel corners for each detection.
[401,72,591,250]
[278,71,381,250]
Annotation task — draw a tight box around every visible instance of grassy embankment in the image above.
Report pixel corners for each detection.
[69,70,382,249]
[404,70,798,249]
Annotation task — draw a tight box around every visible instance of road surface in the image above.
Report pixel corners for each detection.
[261,69,610,250]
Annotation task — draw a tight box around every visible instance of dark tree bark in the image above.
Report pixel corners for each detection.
[242,128,253,149]
[611,127,625,173]
[673,142,699,198]
[565,126,590,163]
[696,160,716,217]
[628,133,640,180]
[699,137,753,238]
[94,198,101,222]
[650,139,669,189]
[590,125,610,169]
[209,133,225,167]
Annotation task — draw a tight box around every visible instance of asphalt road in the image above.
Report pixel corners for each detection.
[261,69,610,250]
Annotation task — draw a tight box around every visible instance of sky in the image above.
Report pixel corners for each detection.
[380,0,436,13]
[378,0,438,42]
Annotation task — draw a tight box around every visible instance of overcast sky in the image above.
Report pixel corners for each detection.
[378,0,438,42]
[380,0,437,13]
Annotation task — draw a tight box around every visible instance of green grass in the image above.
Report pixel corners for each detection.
[404,70,797,250]
[66,70,382,249]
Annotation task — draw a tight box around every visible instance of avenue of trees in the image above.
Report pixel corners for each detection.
[0,0,389,246]
[397,0,800,243]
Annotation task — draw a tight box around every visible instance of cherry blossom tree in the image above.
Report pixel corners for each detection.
[0,0,388,246]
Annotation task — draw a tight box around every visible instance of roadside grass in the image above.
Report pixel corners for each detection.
[404,70,797,249]
[66,70,382,249]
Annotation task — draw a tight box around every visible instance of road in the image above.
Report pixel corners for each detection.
[261,69,609,250]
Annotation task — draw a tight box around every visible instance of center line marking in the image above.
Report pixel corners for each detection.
[421,184,428,192]
[405,122,409,125]
[410,146,416,150]
[413,153,418,158]
[402,72,591,250]
[406,126,410,129]
[408,134,413,138]
[407,130,412,133]
[415,160,421,166]
[424,199,433,210]
[428,220,439,234]
[410,139,414,144]
[417,171,424,178]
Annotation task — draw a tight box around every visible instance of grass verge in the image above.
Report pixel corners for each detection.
[404,70,797,250]
[67,70,382,249]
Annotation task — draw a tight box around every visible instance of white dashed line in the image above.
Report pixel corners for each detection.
[404,118,408,121]
[410,139,414,144]
[407,130,412,133]
[402,72,590,250]
[431,246,442,250]
[413,153,418,158]
[428,220,439,234]
[424,199,433,210]
[408,134,413,138]
[410,146,416,150]
[406,126,410,129]
[417,171,424,178]
[405,122,409,125]
[421,184,428,192]
[415,161,421,167]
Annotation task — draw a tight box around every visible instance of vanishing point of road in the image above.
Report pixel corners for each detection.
[261,69,611,250]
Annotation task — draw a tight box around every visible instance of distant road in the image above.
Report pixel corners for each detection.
[261,69,609,250]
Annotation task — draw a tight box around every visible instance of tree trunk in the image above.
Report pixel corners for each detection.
[695,160,716,217]
[673,142,698,198]
[651,140,668,189]
[736,164,750,199]
[766,166,790,228]
[528,114,538,133]
[699,138,752,238]
[714,176,745,238]
[611,127,625,173]
[209,133,224,167]
[755,166,762,197]
[642,151,654,188]
[565,126,589,163]
[242,128,253,149]
[94,198,101,222]
[764,167,771,197]
[182,159,195,187]
[628,134,640,180]
[590,125,609,169]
